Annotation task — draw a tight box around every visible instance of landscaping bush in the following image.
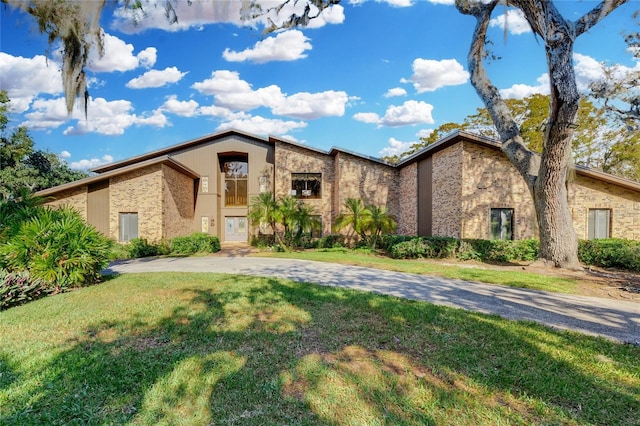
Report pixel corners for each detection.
[378,235,415,252]
[170,233,221,255]
[457,239,539,262]
[316,234,345,249]
[390,237,458,259]
[0,207,113,288]
[0,269,53,310]
[578,239,640,272]
[127,238,168,258]
[250,233,276,248]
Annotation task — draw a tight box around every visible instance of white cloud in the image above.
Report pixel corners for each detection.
[489,9,531,35]
[379,137,413,157]
[404,58,469,93]
[160,95,200,117]
[69,155,114,171]
[192,70,350,119]
[353,112,381,124]
[59,150,71,159]
[0,53,63,112]
[216,115,307,135]
[380,100,434,127]
[22,96,167,135]
[87,33,156,72]
[223,30,312,63]
[499,73,550,99]
[384,87,407,98]
[354,100,434,127]
[192,70,253,95]
[272,91,349,119]
[126,67,187,89]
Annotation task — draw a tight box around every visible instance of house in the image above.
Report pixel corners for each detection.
[36,129,640,243]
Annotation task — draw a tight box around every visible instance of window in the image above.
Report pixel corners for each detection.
[490,208,513,240]
[223,160,248,206]
[291,173,321,199]
[588,209,610,239]
[119,212,138,242]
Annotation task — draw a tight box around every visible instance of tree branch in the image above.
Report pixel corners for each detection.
[574,0,629,37]
[455,0,539,188]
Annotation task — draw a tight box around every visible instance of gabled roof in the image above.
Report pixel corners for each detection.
[269,135,395,167]
[399,130,640,192]
[36,155,199,197]
[91,129,271,173]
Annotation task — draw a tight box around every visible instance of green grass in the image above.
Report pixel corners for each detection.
[254,249,578,293]
[1,272,638,425]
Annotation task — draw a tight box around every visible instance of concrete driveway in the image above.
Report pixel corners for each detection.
[105,255,640,346]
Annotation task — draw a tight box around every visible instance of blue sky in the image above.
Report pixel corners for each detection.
[1,0,638,170]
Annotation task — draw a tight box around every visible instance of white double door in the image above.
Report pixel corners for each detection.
[225,217,247,242]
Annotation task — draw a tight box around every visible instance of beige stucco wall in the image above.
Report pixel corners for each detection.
[172,135,273,240]
[110,164,164,242]
[162,164,195,239]
[275,143,335,235]
[570,174,640,240]
[460,142,537,239]
[431,144,464,238]
[398,162,418,235]
[43,186,88,217]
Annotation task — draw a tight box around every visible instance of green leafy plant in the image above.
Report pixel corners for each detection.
[127,238,166,258]
[0,269,53,310]
[0,206,113,288]
[169,233,221,255]
[578,238,640,272]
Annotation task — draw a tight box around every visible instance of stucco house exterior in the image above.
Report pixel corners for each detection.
[36,129,640,243]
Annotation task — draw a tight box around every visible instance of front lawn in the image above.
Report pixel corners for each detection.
[1,272,638,425]
[254,249,578,293]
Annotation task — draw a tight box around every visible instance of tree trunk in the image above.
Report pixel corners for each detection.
[533,139,581,269]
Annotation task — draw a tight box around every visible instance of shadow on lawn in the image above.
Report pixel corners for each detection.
[2,275,639,425]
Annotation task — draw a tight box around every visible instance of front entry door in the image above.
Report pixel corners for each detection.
[225,217,247,242]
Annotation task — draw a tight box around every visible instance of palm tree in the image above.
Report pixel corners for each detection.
[333,198,369,246]
[277,195,301,249]
[248,192,282,246]
[363,204,397,250]
[293,203,321,246]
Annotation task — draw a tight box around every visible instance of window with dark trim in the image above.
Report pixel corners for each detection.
[291,173,321,199]
[223,160,248,206]
[119,212,138,242]
[588,209,611,239]
[490,208,514,240]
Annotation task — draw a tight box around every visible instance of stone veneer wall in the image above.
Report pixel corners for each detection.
[570,174,640,240]
[397,162,418,235]
[334,152,399,219]
[431,144,464,238]
[162,164,195,240]
[44,186,88,217]
[461,143,537,239]
[110,164,163,242]
[275,143,335,235]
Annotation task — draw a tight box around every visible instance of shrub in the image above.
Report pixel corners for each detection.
[0,207,113,288]
[0,269,53,310]
[390,237,459,259]
[316,234,345,249]
[378,235,415,251]
[170,233,221,255]
[457,239,539,262]
[578,239,640,272]
[127,238,165,258]
[250,233,276,248]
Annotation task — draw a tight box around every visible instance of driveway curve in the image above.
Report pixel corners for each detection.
[105,256,640,346]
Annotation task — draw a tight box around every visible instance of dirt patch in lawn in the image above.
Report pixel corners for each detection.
[440,259,640,302]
